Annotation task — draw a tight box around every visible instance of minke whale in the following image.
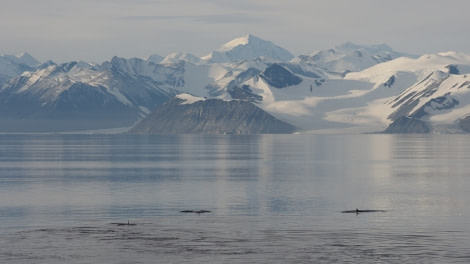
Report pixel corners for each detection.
[342,209,386,214]
[111,220,136,226]
[180,210,211,214]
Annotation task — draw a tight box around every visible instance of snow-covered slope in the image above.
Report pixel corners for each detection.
[147,53,164,63]
[383,71,470,133]
[161,52,201,64]
[319,52,470,133]
[232,70,385,133]
[197,47,470,134]
[202,34,294,63]
[295,42,413,78]
[0,59,181,132]
[0,52,41,85]
[346,51,470,86]
[1,52,39,68]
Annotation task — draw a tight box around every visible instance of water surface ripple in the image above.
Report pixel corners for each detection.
[1,134,469,263]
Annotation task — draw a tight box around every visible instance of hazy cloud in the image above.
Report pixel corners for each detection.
[2,0,470,62]
[121,13,264,24]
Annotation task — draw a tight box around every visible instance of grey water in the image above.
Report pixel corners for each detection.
[0,134,469,263]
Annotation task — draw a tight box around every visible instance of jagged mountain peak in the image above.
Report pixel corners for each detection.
[335,42,394,53]
[216,34,261,52]
[104,56,148,75]
[19,61,70,79]
[40,61,93,76]
[1,52,40,67]
[303,42,397,61]
[0,52,42,82]
[36,60,56,70]
[147,53,164,63]
[15,52,40,66]
[202,34,294,63]
[296,42,413,76]
[161,52,201,64]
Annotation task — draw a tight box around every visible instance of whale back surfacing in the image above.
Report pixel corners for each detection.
[180,210,211,214]
[342,209,386,213]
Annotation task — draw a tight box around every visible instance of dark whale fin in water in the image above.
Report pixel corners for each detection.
[180,210,211,214]
[341,209,386,213]
[111,220,137,226]
[195,210,211,214]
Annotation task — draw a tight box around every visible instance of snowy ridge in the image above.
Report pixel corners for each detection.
[147,53,164,63]
[161,52,201,64]
[3,35,470,133]
[1,52,40,67]
[202,34,294,63]
[296,42,413,77]
[216,35,252,52]
[385,72,470,129]
[346,52,470,85]
[176,93,205,105]
[0,53,41,85]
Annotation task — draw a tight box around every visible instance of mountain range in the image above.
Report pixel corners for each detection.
[2,34,470,134]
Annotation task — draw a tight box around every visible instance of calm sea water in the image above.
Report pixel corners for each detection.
[0,134,469,263]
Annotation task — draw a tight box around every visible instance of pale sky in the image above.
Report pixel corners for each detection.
[2,0,470,63]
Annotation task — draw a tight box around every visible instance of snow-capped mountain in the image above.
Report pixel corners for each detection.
[1,52,39,68]
[3,35,470,134]
[383,71,470,133]
[345,51,470,86]
[326,53,470,133]
[295,42,413,78]
[147,53,164,63]
[196,46,470,134]
[161,52,201,64]
[0,59,180,132]
[0,52,41,86]
[202,34,294,63]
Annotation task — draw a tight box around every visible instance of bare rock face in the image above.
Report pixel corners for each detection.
[259,64,302,89]
[459,116,470,132]
[129,96,296,134]
[383,116,431,134]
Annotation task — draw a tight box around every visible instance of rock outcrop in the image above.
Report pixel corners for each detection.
[129,95,296,134]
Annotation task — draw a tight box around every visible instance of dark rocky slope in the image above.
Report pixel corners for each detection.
[383,116,431,134]
[129,96,296,134]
